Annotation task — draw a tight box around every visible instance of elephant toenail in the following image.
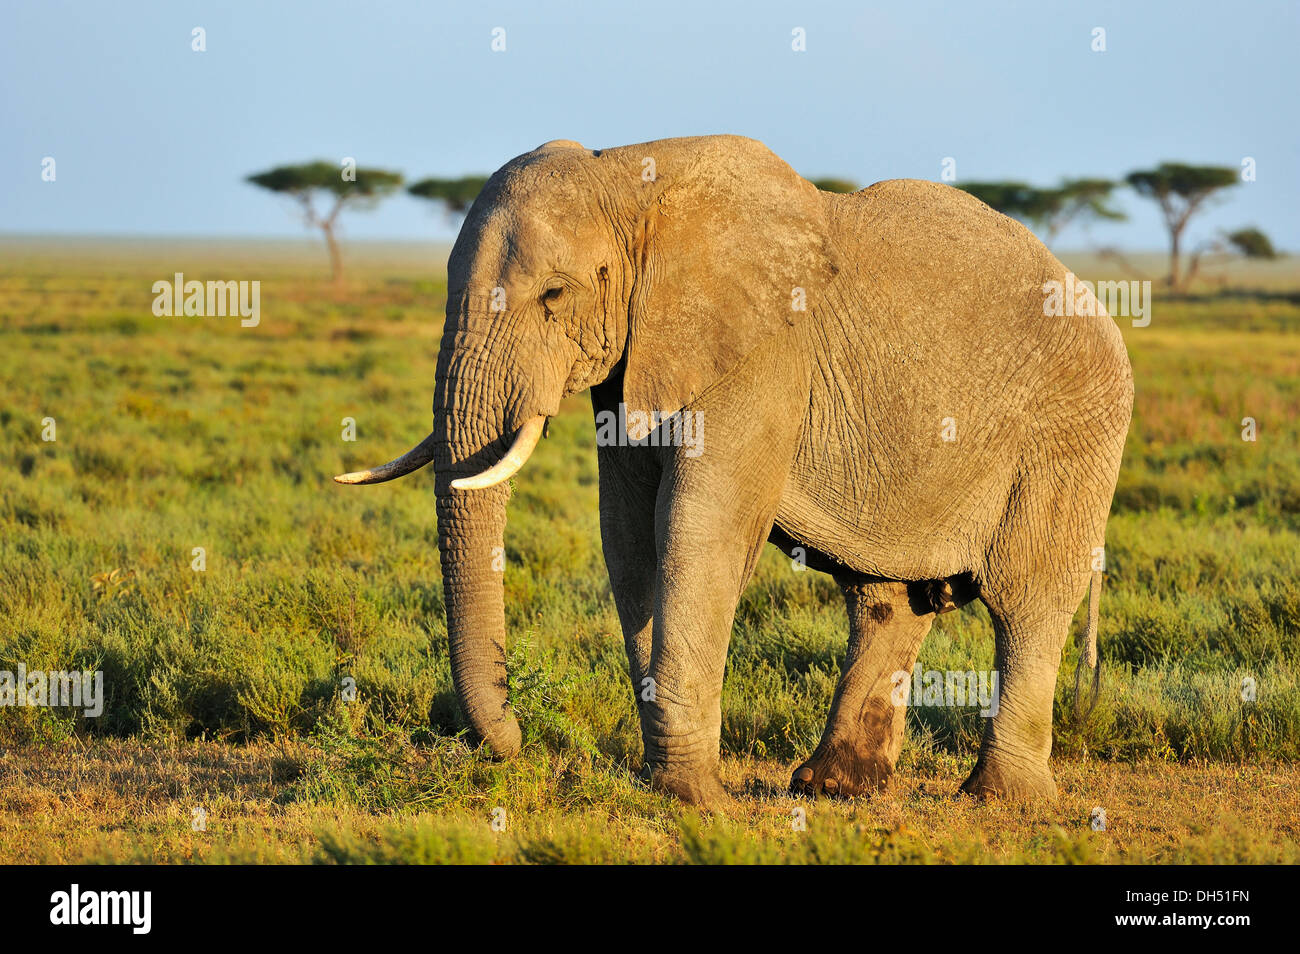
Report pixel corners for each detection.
[794,767,814,783]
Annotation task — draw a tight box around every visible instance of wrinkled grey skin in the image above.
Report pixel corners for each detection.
[341,135,1133,806]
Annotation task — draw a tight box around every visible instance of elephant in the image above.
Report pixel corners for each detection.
[336,135,1133,806]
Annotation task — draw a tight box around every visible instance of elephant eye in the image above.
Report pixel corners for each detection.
[541,285,565,303]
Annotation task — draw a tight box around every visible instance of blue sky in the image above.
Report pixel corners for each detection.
[3,0,1296,249]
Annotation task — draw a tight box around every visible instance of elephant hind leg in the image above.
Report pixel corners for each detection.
[959,598,1081,802]
[791,580,934,798]
[958,605,1067,801]
[962,460,1116,801]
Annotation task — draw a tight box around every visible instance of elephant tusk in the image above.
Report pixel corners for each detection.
[449,415,547,491]
[334,432,437,485]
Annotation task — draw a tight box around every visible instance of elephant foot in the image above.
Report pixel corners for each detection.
[960,753,1057,802]
[641,763,729,809]
[789,738,893,799]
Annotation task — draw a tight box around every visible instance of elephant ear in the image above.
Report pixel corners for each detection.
[621,136,837,439]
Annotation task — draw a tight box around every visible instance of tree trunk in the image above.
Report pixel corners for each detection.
[1168,225,1182,292]
[322,224,343,286]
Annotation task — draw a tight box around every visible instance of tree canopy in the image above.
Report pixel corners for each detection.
[407,175,491,215]
[808,177,860,194]
[1125,162,1239,208]
[1045,178,1126,237]
[247,162,404,201]
[1225,226,1277,259]
[958,181,1042,219]
[959,179,1124,243]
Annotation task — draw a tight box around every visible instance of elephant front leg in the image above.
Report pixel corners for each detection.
[628,343,805,805]
[791,581,934,798]
[639,479,784,808]
[637,536,750,806]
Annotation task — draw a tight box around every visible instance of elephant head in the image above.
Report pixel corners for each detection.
[335,135,835,757]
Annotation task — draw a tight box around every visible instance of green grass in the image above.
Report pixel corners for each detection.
[0,241,1297,863]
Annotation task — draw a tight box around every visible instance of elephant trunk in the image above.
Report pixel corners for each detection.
[431,329,537,758]
[436,478,521,757]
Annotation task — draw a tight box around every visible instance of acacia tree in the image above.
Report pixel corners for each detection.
[1223,226,1276,260]
[1125,163,1238,291]
[959,179,1124,244]
[1184,226,1278,288]
[407,175,490,220]
[1039,179,1126,243]
[958,180,1042,220]
[246,161,403,283]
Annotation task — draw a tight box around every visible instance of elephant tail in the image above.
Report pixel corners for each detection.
[1072,569,1103,721]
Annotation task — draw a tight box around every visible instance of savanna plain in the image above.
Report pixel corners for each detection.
[1,239,1297,864]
